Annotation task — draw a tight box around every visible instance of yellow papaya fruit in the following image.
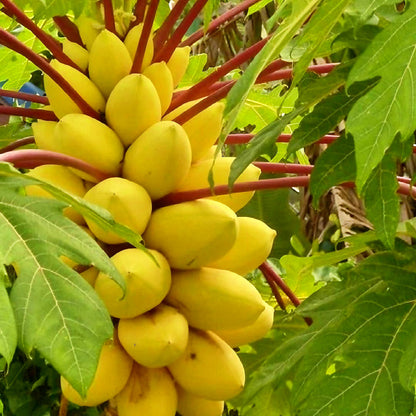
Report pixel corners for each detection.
[105,73,161,147]
[176,157,261,212]
[60,339,133,407]
[167,329,245,401]
[76,15,104,50]
[61,38,89,72]
[88,29,132,98]
[167,46,190,87]
[164,101,225,162]
[25,164,86,224]
[32,120,60,152]
[166,267,264,331]
[176,385,224,416]
[80,266,99,286]
[94,248,171,318]
[83,177,152,244]
[208,216,276,274]
[43,60,106,119]
[123,23,154,71]
[142,61,174,114]
[118,303,189,368]
[122,121,191,199]
[116,365,177,416]
[54,113,124,181]
[214,302,274,347]
[143,199,237,269]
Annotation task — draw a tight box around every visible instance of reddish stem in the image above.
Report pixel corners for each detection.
[180,0,262,46]
[53,16,83,45]
[131,0,160,73]
[225,133,339,145]
[154,0,210,63]
[258,59,290,77]
[102,0,117,34]
[0,89,49,104]
[0,29,100,119]
[0,149,110,181]
[0,106,57,121]
[172,83,231,125]
[169,37,269,111]
[153,0,189,50]
[259,263,287,310]
[0,0,81,69]
[0,137,35,154]
[254,162,313,175]
[133,0,147,26]
[58,394,68,416]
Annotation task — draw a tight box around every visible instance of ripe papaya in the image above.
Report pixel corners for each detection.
[123,23,154,71]
[32,120,59,152]
[143,199,237,269]
[60,339,133,407]
[105,73,161,147]
[122,120,191,199]
[176,385,224,416]
[76,15,103,50]
[88,29,132,98]
[116,365,177,416]
[54,113,124,181]
[118,303,189,368]
[43,60,105,119]
[167,46,190,87]
[83,177,152,244]
[61,39,89,71]
[94,248,171,318]
[167,329,245,400]
[207,216,276,274]
[166,267,265,331]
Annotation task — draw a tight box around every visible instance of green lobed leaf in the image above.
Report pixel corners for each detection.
[348,0,403,21]
[0,122,33,150]
[0,163,133,397]
[309,133,356,205]
[0,272,17,365]
[346,5,416,192]
[362,153,399,249]
[12,0,88,19]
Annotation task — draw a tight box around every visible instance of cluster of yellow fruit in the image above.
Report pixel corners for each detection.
[27,14,277,416]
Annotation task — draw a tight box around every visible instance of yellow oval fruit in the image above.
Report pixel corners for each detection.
[124,23,154,71]
[142,61,174,114]
[143,199,237,269]
[167,46,190,87]
[168,329,245,401]
[80,266,99,286]
[214,302,274,347]
[166,267,265,331]
[176,157,261,212]
[105,74,161,147]
[122,121,191,199]
[83,177,152,244]
[208,217,276,274]
[118,304,189,368]
[88,29,132,98]
[44,60,105,119]
[32,120,60,152]
[76,15,104,50]
[116,365,177,416]
[25,164,86,224]
[54,113,124,181]
[176,385,224,416]
[94,248,171,318]
[60,340,133,407]
[62,38,89,71]
[164,101,225,162]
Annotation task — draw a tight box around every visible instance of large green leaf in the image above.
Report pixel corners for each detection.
[0,163,139,397]
[12,0,88,19]
[0,272,16,365]
[346,5,416,192]
[240,250,416,416]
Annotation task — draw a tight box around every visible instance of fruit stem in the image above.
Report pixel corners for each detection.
[180,0,262,46]
[253,162,313,175]
[132,0,147,26]
[0,29,101,119]
[225,133,340,145]
[0,137,35,153]
[0,0,82,70]
[0,149,110,181]
[53,16,84,46]
[259,263,287,310]
[58,394,68,416]
[0,88,49,104]
[102,0,117,34]
[153,0,189,50]
[154,0,210,63]
[169,37,269,111]
[258,59,290,77]
[0,106,58,121]
[131,0,159,73]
